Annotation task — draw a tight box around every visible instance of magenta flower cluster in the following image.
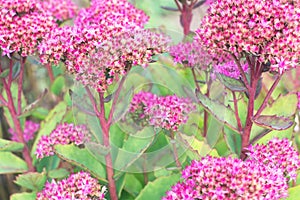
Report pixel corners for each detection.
[129,91,195,131]
[38,0,169,92]
[214,59,249,79]
[36,171,106,200]
[169,40,212,69]
[246,138,300,182]
[35,123,88,159]
[163,156,288,200]
[75,0,149,32]
[164,138,300,199]
[0,0,57,58]
[196,0,300,74]
[9,120,39,143]
[38,0,78,22]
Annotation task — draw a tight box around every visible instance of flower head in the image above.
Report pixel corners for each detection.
[169,40,213,69]
[35,123,89,159]
[38,0,79,21]
[129,91,195,131]
[36,171,106,200]
[9,120,39,142]
[196,0,300,74]
[163,156,288,200]
[246,138,300,181]
[0,0,57,57]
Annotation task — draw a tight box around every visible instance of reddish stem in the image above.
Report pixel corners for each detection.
[181,4,193,36]
[46,63,55,83]
[240,59,261,159]
[2,66,34,171]
[98,92,118,200]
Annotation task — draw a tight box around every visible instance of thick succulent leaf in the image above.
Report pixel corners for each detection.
[253,115,294,130]
[196,91,238,131]
[135,174,181,200]
[54,144,107,183]
[0,138,24,152]
[14,171,47,191]
[217,73,246,92]
[0,152,28,174]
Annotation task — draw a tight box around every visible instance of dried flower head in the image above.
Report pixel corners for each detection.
[196,0,300,74]
[129,91,195,131]
[246,138,300,182]
[9,120,39,142]
[163,156,288,200]
[36,171,106,200]
[35,123,89,159]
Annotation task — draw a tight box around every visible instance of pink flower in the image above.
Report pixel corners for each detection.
[163,156,288,200]
[36,171,106,200]
[129,91,195,131]
[35,123,89,159]
[0,0,57,57]
[169,40,213,69]
[9,120,40,142]
[196,0,300,74]
[246,138,300,182]
[38,0,78,21]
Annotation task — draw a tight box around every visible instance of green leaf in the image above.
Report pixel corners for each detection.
[18,89,48,118]
[253,115,294,130]
[124,174,143,197]
[48,168,69,179]
[50,76,65,95]
[31,101,68,159]
[0,138,24,152]
[35,155,60,172]
[54,144,107,183]
[14,170,47,191]
[0,68,9,78]
[217,73,246,92]
[287,185,300,200]
[10,192,36,200]
[196,91,238,131]
[206,116,223,148]
[12,62,21,79]
[113,127,155,171]
[0,152,28,174]
[224,127,241,156]
[135,174,181,200]
[261,93,297,116]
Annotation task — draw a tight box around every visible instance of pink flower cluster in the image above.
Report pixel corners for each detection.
[38,0,169,92]
[196,0,300,74]
[163,156,288,200]
[169,40,212,69]
[9,120,39,142]
[0,0,57,57]
[129,91,195,131]
[246,138,300,182]
[38,0,78,22]
[214,59,249,79]
[35,123,88,159]
[75,0,149,32]
[77,29,170,92]
[36,171,106,200]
